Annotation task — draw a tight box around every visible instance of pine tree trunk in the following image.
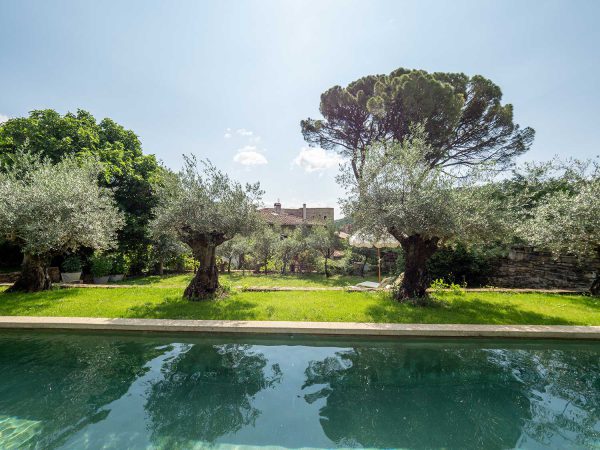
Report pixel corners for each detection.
[6,254,51,293]
[391,233,439,302]
[184,239,221,300]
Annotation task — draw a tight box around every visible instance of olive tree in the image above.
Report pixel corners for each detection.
[307,223,339,277]
[275,233,301,274]
[0,156,124,292]
[519,163,599,295]
[250,226,281,274]
[340,125,507,301]
[151,157,262,299]
[216,234,250,274]
[149,231,190,275]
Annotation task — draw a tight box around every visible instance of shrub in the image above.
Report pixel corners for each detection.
[110,254,129,275]
[429,278,466,296]
[426,243,499,287]
[61,255,82,273]
[89,254,113,278]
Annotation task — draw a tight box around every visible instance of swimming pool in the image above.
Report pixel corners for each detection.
[0,330,598,449]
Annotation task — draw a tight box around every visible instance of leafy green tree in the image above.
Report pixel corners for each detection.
[151,156,262,299]
[250,225,281,274]
[518,161,600,294]
[216,234,250,274]
[0,155,124,292]
[340,125,508,301]
[0,109,164,273]
[307,223,339,277]
[149,232,190,275]
[275,233,301,274]
[302,68,533,180]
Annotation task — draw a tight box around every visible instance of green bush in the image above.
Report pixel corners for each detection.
[427,243,500,287]
[110,254,129,275]
[429,278,466,296]
[89,254,113,278]
[61,255,82,273]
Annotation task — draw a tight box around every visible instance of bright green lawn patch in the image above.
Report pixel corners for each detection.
[118,273,378,288]
[0,286,598,325]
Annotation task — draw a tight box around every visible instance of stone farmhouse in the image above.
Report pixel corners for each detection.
[259,202,334,231]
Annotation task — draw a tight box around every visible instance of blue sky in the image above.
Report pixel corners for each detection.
[1,0,599,217]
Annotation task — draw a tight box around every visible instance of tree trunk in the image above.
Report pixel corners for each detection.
[264,259,268,275]
[227,258,232,274]
[184,236,225,300]
[324,256,330,278]
[360,255,367,277]
[154,261,164,275]
[6,254,51,293]
[391,233,439,302]
[591,274,599,296]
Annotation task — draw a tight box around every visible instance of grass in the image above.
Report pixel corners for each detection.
[118,272,378,288]
[0,285,598,325]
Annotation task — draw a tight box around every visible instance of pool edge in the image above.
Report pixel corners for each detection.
[0,316,599,340]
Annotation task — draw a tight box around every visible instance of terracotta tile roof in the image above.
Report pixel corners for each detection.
[259,209,304,226]
[258,209,324,226]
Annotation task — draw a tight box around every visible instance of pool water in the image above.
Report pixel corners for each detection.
[0,331,598,449]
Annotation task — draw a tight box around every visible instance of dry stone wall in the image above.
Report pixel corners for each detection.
[489,246,599,291]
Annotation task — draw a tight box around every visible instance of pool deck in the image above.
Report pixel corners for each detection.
[0,316,599,340]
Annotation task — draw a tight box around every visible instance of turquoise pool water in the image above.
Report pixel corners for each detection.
[0,331,598,449]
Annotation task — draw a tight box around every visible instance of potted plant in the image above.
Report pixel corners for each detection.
[60,255,82,283]
[90,254,112,284]
[109,254,128,282]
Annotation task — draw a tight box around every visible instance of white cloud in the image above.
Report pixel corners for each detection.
[233,145,268,166]
[236,128,253,137]
[224,132,232,139]
[293,147,343,173]
[0,114,8,124]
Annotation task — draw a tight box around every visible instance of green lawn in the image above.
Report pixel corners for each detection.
[0,285,598,325]
[119,272,378,288]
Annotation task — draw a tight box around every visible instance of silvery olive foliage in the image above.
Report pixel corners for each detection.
[519,161,599,259]
[339,124,508,245]
[151,156,263,247]
[0,154,124,257]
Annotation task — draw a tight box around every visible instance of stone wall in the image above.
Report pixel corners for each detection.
[0,267,61,284]
[489,246,599,291]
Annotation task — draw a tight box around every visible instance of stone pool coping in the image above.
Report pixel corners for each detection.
[0,316,599,340]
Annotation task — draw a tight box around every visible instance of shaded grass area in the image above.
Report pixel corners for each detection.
[0,286,598,325]
[118,273,378,288]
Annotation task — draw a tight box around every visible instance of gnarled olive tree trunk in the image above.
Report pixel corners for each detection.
[6,254,51,293]
[388,230,439,302]
[184,234,226,300]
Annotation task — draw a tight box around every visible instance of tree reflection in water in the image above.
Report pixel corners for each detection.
[145,343,282,448]
[302,344,599,449]
[0,333,163,448]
